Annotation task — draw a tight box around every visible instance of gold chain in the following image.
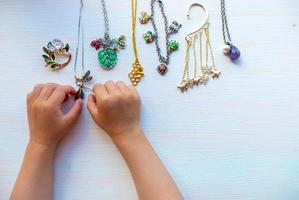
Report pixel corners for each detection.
[178,23,221,92]
[128,0,144,86]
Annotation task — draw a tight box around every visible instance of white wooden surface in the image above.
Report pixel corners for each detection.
[1,0,299,199]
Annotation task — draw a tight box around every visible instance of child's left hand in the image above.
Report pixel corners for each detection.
[26,83,83,149]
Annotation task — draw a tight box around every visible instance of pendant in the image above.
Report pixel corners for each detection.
[143,31,156,44]
[168,21,182,35]
[139,11,151,24]
[98,48,117,69]
[74,70,92,100]
[157,63,168,75]
[223,44,241,61]
[75,87,84,100]
[168,40,179,53]
[129,61,144,86]
[91,35,126,69]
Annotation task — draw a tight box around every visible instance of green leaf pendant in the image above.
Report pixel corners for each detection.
[98,48,118,69]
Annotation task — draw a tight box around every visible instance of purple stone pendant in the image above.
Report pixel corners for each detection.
[228,45,241,61]
[157,63,168,75]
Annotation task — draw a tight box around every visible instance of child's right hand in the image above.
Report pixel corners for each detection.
[87,81,142,140]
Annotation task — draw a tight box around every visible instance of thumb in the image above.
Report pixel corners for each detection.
[87,94,98,119]
[64,99,83,124]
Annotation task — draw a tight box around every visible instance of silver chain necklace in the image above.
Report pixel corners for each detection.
[150,0,181,75]
[74,0,92,100]
[101,0,110,42]
[220,0,241,61]
[90,0,126,70]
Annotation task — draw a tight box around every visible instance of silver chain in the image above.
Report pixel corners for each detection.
[74,0,85,77]
[220,0,232,45]
[151,0,170,65]
[100,0,110,42]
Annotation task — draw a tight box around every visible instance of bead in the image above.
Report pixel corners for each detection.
[229,45,241,61]
[143,31,156,44]
[222,45,230,55]
[157,63,168,75]
[90,39,102,50]
[168,40,179,53]
[168,21,182,35]
[139,11,151,24]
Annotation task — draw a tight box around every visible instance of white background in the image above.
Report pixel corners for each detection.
[0,0,299,199]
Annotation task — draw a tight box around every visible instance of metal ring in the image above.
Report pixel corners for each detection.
[42,39,72,71]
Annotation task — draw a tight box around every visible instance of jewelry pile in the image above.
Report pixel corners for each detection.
[42,0,242,91]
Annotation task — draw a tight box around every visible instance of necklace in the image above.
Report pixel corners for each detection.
[149,0,182,75]
[74,0,92,100]
[220,0,241,61]
[128,0,144,86]
[90,0,126,70]
[178,3,221,93]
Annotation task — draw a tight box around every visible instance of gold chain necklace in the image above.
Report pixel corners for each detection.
[128,0,144,86]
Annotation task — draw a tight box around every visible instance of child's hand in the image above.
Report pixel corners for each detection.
[27,83,83,148]
[87,81,141,140]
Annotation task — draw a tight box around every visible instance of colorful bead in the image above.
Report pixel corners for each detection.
[143,31,156,44]
[139,11,151,24]
[157,63,168,75]
[168,40,179,53]
[90,39,102,50]
[229,45,241,61]
[168,21,182,35]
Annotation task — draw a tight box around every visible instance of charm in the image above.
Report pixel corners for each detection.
[143,31,156,44]
[74,70,93,100]
[139,11,151,24]
[168,40,179,53]
[211,70,221,79]
[228,45,241,61]
[42,39,71,71]
[168,21,182,35]
[90,39,102,50]
[91,35,126,69]
[177,81,188,92]
[129,61,144,86]
[222,44,241,61]
[75,87,84,100]
[157,63,168,75]
[98,48,118,69]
